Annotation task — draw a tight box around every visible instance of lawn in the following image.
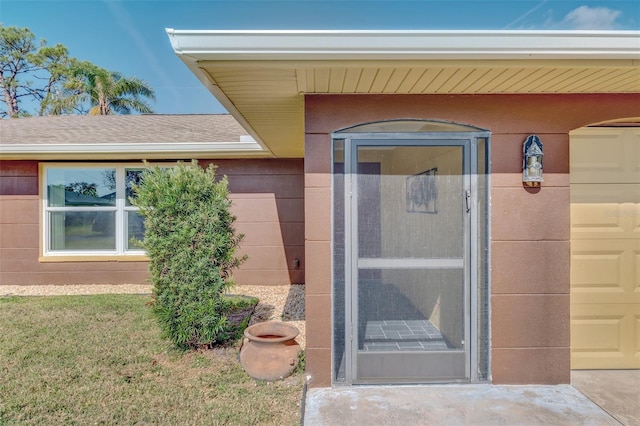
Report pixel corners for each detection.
[0,295,305,425]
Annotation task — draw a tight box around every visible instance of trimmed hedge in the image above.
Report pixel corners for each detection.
[132,160,246,348]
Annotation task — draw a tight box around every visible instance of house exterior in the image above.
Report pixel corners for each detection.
[0,114,304,287]
[1,30,638,388]
[165,29,640,387]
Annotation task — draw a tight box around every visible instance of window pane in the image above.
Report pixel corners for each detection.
[125,169,145,206]
[50,211,116,251]
[47,168,116,207]
[127,210,145,250]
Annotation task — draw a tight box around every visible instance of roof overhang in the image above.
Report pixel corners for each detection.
[167,30,640,157]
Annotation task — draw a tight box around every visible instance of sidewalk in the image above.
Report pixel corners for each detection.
[303,383,624,425]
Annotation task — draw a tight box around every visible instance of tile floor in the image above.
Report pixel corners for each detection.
[363,319,449,351]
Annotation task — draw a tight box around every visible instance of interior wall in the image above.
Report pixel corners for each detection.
[376,146,464,346]
[304,93,640,387]
[0,159,304,287]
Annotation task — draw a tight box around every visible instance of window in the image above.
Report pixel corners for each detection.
[43,164,146,256]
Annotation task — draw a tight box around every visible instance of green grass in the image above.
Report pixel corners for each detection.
[0,295,304,425]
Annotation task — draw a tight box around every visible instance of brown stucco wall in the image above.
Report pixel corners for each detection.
[208,159,305,286]
[0,159,304,287]
[303,93,640,387]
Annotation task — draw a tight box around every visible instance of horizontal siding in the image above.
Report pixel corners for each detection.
[0,271,150,286]
[0,248,39,259]
[0,160,38,176]
[0,257,149,273]
[0,176,38,195]
[236,222,304,247]
[0,161,38,195]
[204,159,303,175]
[227,174,304,198]
[0,223,39,249]
[227,159,305,285]
[232,270,305,287]
[0,196,39,223]
[237,245,304,270]
[0,158,304,287]
[231,197,304,223]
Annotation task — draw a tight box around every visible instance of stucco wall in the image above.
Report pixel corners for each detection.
[303,93,640,387]
[0,159,304,287]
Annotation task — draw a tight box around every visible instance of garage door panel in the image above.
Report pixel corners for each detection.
[570,126,640,370]
[571,203,640,239]
[571,239,640,304]
[637,315,640,353]
[636,252,640,295]
[571,184,640,204]
[572,314,624,351]
[571,303,640,369]
[570,128,640,184]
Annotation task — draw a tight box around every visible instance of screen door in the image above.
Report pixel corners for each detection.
[347,139,471,384]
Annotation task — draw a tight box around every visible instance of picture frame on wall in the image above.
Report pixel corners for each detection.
[406,167,438,214]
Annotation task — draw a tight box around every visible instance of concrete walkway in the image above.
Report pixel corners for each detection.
[303,372,639,425]
[572,370,640,426]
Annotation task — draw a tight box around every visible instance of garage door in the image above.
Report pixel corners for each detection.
[570,127,640,369]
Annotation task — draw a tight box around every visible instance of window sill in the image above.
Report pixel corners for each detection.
[39,255,149,263]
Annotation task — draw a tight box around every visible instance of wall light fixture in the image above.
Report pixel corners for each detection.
[523,135,543,187]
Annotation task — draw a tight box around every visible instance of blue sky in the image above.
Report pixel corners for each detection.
[1,0,639,115]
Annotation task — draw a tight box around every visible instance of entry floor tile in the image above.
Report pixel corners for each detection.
[363,319,449,351]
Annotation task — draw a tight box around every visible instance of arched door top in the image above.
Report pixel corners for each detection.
[334,119,488,134]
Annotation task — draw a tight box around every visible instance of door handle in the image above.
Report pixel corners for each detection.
[465,190,471,213]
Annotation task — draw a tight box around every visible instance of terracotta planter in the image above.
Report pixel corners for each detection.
[239,321,301,381]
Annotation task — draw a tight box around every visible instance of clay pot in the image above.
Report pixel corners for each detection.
[239,321,301,381]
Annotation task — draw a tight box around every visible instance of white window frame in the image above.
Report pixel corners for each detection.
[42,163,147,257]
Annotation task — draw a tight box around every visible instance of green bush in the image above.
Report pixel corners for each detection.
[131,160,246,349]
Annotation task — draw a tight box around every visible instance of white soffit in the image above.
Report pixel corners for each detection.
[166,30,640,157]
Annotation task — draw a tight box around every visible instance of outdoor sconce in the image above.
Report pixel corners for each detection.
[523,135,543,187]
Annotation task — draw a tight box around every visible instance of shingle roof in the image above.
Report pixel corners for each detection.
[0,114,247,144]
[0,114,270,159]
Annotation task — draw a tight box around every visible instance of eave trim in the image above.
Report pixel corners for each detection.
[0,141,268,160]
[166,29,640,61]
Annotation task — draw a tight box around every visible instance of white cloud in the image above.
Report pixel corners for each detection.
[561,5,622,30]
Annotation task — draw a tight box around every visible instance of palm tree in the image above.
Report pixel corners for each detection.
[72,62,155,115]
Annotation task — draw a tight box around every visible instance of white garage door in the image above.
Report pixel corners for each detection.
[570,127,640,369]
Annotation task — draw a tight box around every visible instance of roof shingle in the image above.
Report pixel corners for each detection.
[0,114,248,144]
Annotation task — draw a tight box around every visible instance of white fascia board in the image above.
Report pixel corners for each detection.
[166,29,640,61]
[0,141,269,160]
